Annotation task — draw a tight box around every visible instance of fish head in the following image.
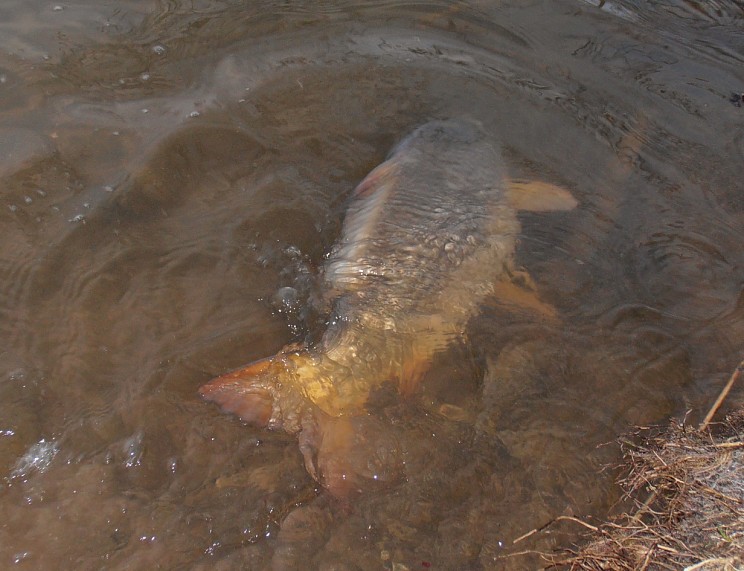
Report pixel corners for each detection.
[386,118,481,159]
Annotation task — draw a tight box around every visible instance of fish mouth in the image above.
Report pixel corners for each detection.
[387,118,481,158]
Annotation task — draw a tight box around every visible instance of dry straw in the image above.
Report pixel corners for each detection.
[511,359,744,570]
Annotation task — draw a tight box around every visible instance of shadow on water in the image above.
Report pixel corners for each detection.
[1,0,743,569]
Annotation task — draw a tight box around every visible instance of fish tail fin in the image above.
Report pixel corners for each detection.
[299,413,403,498]
[199,355,278,427]
[200,343,312,429]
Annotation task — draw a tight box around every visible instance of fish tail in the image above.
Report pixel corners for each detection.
[200,347,405,495]
[199,355,277,427]
[199,345,310,431]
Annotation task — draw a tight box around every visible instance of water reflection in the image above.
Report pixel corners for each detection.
[1,1,743,569]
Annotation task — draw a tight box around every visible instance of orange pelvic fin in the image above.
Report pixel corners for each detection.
[396,318,456,395]
[491,278,557,320]
[399,345,434,396]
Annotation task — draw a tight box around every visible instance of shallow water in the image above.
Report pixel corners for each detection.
[1,1,743,569]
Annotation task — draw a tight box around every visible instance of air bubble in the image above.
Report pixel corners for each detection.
[12,552,31,564]
[11,439,59,479]
[122,431,144,468]
[273,286,299,314]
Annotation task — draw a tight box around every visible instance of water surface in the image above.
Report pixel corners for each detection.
[1,1,743,569]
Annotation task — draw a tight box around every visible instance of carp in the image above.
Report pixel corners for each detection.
[200,119,576,495]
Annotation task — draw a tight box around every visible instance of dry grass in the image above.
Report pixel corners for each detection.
[549,361,744,571]
[555,411,744,570]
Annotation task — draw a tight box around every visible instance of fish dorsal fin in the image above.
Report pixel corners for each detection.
[505,179,577,212]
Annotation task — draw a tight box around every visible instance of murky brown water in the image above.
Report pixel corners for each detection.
[1,1,743,569]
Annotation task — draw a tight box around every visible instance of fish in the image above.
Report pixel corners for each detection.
[200,119,577,495]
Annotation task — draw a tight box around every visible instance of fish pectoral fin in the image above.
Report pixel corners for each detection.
[400,351,432,396]
[505,179,577,212]
[397,328,453,395]
[507,267,538,292]
[491,278,557,319]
